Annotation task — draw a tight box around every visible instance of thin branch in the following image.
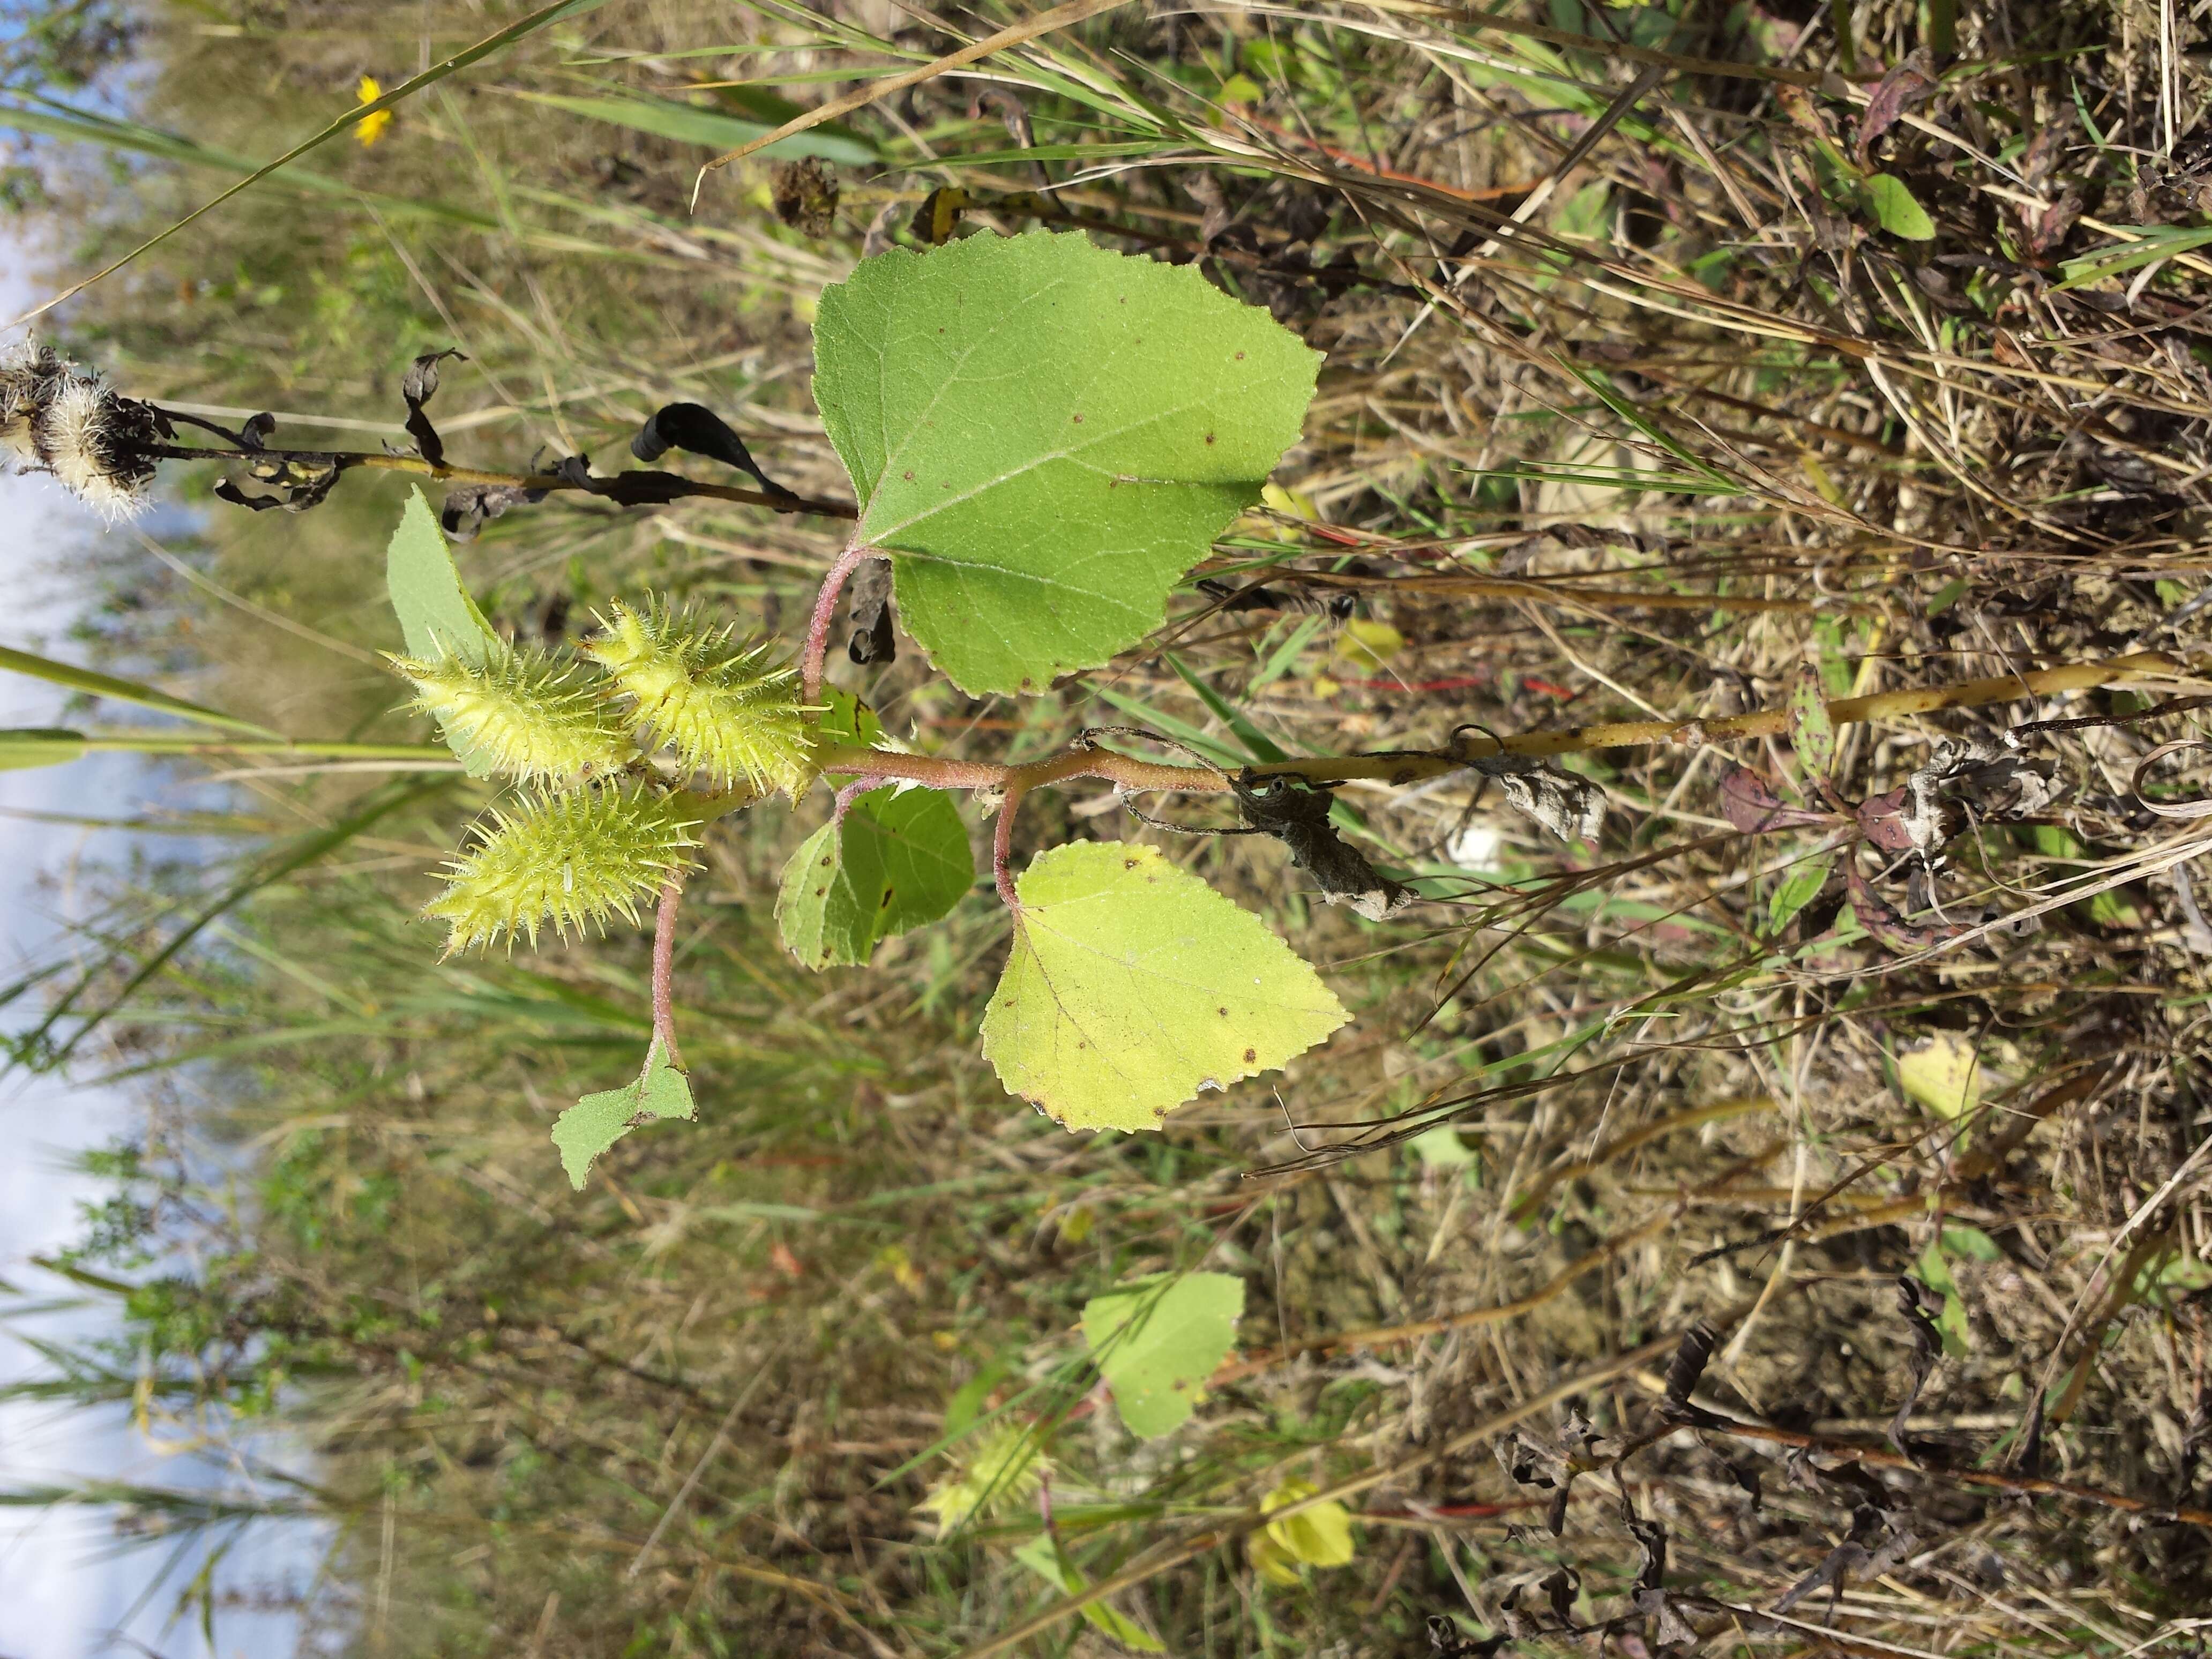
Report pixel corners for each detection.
[144,441,857,520]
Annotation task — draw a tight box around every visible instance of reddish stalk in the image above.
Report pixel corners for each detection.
[801,543,879,704]
[649,878,685,1071]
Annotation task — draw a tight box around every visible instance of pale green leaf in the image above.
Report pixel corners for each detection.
[1767,853,1833,936]
[1408,1123,1478,1170]
[0,728,88,771]
[1788,665,1836,781]
[813,231,1320,696]
[0,645,279,738]
[980,842,1349,1132]
[1081,1271,1244,1439]
[1915,1239,1972,1357]
[1865,173,1935,241]
[385,488,504,776]
[1261,1478,1357,1568]
[551,1039,696,1190]
[775,787,974,969]
[1011,1536,1165,1651]
[1898,1033,1985,1121]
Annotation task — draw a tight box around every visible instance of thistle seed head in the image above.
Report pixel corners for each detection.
[582,597,815,797]
[0,339,160,522]
[424,785,700,955]
[917,1422,1048,1532]
[390,645,634,782]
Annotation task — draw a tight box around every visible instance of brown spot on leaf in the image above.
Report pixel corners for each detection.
[1217,1006,1229,1017]
[1243,1048,1256,1063]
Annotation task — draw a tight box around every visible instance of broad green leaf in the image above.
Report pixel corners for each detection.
[1011,1536,1165,1651]
[980,841,1348,1132]
[551,1039,696,1190]
[510,89,876,164]
[385,488,503,776]
[1788,665,1836,783]
[775,787,974,968]
[1865,173,1935,241]
[0,728,88,771]
[1408,1122,1477,1170]
[812,231,1320,696]
[0,645,279,738]
[1081,1271,1243,1438]
[1261,1478,1357,1569]
[1766,853,1833,936]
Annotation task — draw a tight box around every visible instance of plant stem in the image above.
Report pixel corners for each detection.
[650,879,684,1071]
[800,543,879,704]
[145,442,858,520]
[811,649,2195,800]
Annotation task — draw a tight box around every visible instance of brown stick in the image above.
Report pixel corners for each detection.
[649,879,685,1071]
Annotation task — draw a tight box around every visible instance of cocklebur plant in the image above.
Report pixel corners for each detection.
[10,229,2171,1188]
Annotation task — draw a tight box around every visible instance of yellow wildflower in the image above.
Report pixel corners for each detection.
[356,76,392,147]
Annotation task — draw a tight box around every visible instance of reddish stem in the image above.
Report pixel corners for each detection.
[651,878,685,1071]
[802,542,878,704]
[830,775,884,826]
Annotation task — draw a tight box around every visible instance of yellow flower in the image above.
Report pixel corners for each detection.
[356,76,392,147]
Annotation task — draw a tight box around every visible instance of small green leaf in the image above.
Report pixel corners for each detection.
[980,842,1349,1132]
[1767,853,1833,936]
[1915,1239,1972,1357]
[813,231,1320,696]
[385,488,505,777]
[1261,1478,1357,1569]
[1788,666,1836,783]
[1409,1123,1478,1170]
[0,727,88,771]
[775,787,973,969]
[551,1039,696,1190]
[1081,1271,1243,1438]
[1865,173,1935,240]
[1011,1536,1165,1651]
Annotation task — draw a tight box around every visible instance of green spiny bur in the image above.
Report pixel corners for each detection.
[425,784,699,954]
[391,645,633,781]
[583,597,813,796]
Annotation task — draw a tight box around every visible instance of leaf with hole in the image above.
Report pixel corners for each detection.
[980,841,1348,1132]
[812,230,1320,695]
[551,1039,696,1191]
[1081,1271,1243,1438]
[775,787,973,969]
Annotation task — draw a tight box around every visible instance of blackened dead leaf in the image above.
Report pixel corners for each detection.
[551,453,712,508]
[441,481,548,542]
[769,157,839,237]
[1540,1566,1579,1628]
[1235,773,1411,921]
[1856,50,1939,169]
[1901,739,2065,853]
[1661,1319,1719,1422]
[630,403,793,499]
[1426,1615,1511,1657]
[847,556,895,666]
[1889,1274,1945,1458]
[239,411,275,451]
[1469,754,1605,844]
[1717,763,1838,835]
[1195,577,1355,619]
[401,349,466,468]
[213,452,342,514]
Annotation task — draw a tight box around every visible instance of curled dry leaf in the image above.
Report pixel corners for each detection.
[1471,754,1605,843]
[401,347,466,467]
[846,556,896,665]
[630,401,793,498]
[440,480,548,542]
[1855,49,1939,169]
[1717,762,1839,835]
[1232,773,1410,921]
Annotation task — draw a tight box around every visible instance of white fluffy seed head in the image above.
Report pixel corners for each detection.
[0,338,159,521]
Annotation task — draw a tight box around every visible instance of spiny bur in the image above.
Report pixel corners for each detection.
[426,785,701,954]
[391,645,633,782]
[0,340,161,522]
[917,1422,1048,1533]
[583,599,814,797]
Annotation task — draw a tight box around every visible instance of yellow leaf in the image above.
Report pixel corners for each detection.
[1898,1033,1984,1120]
[355,76,393,148]
[1310,675,1341,698]
[1333,619,1402,674]
[1247,1531,1302,1586]
[1260,1478,1356,1568]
